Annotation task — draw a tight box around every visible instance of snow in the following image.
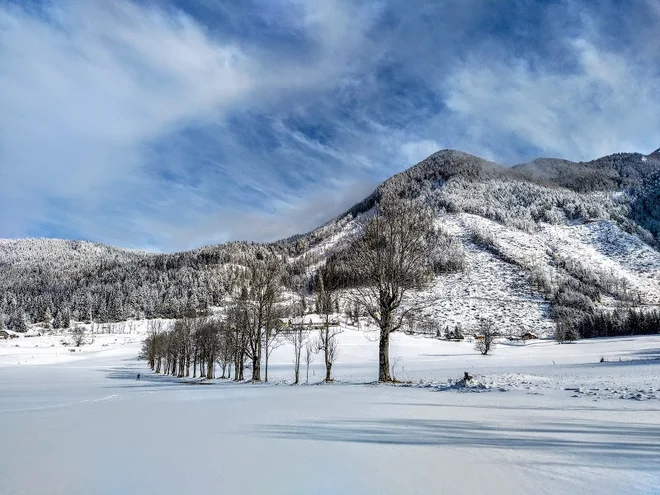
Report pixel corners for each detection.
[405,213,660,338]
[1,326,659,494]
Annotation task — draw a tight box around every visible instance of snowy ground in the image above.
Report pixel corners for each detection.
[1,328,659,495]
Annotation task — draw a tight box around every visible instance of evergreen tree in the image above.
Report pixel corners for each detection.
[43,306,53,329]
[61,307,71,329]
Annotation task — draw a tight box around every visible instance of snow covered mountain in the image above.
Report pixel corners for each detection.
[1,148,660,336]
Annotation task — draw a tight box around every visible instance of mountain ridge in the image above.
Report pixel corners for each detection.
[1,148,660,335]
[3,148,659,254]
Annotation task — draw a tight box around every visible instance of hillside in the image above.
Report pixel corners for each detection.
[1,148,660,336]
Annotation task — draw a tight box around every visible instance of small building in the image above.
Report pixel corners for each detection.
[0,330,9,339]
[521,332,538,340]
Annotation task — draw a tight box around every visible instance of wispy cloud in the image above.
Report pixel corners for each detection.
[0,0,658,250]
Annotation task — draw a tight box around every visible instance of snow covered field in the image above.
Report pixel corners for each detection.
[1,329,659,494]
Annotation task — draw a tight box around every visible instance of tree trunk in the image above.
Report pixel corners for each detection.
[264,347,269,383]
[178,356,185,378]
[233,351,239,381]
[235,349,244,381]
[251,347,261,382]
[378,327,391,382]
[294,346,301,385]
[324,328,332,382]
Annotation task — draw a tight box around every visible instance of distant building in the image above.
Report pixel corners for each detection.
[0,330,9,339]
[521,332,538,340]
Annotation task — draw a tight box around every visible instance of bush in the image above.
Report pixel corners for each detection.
[71,326,86,347]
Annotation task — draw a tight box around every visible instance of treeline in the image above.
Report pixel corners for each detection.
[513,152,659,193]
[631,169,660,243]
[139,257,284,382]
[576,309,660,339]
[141,318,232,379]
[0,239,324,330]
[140,254,342,383]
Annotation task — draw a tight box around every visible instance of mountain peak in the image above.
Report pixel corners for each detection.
[650,147,660,159]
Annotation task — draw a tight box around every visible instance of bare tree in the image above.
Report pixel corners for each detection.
[263,316,284,383]
[234,255,284,382]
[216,324,234,379]
[390,356,403,381]
[287,296,309,385]
[304,340,315,384]
[314,272,342,382]
[141,319,165,370]
[316,331,339,382]
[171,317,196,377]
[226,299,247,381]
[475,318,498,355]
[347,194,438,382]
[197,318,222,379]
[289,324,307,384]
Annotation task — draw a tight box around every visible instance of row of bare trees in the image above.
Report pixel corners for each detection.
[140,318,232,379]
[141,193,442,383]
[141,254,328,383]
[140,313,341,384]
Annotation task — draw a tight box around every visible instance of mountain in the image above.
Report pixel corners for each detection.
[650,147,660,160]
[1,149,660,337]
[512,152,660,192]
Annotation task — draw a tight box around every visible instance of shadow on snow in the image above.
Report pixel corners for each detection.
[257,418,660,470]
[102,366,218,389]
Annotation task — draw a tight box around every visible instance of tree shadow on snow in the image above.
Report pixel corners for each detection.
[258,418,660,470]
[375,402,660,413]
[102,367,216,389]
[629,348,660,358]
[418,353,478,357]
[572,356,660,368]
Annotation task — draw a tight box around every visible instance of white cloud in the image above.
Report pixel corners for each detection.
[0,0,258,234]
[442,20,660,162]
[0,0,379,247]
[400,140,442,166]
[162,179,379,250]
[1,0,658,250]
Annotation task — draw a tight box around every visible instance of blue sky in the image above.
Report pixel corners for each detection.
[1,0,659,252]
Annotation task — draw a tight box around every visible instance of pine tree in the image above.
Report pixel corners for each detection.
[53,310,62,329]
[61,307,71,329]
[9,309,28,332]
[43,306,53,329]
